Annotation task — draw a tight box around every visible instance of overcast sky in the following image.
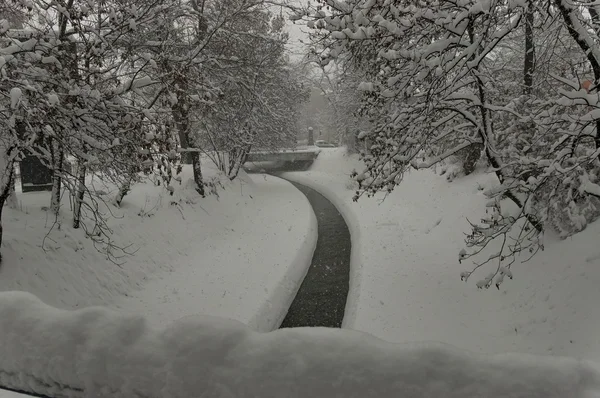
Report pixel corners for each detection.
[282,1,311,61]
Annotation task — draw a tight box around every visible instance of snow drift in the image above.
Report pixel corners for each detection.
[1,292,599,398]
[1,165,316,333]
[283,148,600,362]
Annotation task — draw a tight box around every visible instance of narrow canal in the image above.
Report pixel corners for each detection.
[277,178,351,329]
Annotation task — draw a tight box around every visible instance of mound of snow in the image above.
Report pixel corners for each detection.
[1,163,316,332]
[1,292,599,398]
[0,390,29,397]
[283,147,600,362]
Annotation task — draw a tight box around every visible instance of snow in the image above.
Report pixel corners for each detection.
[581,173,600,198]
[0,20,9,35]
[0,391,29,398]
[9,88,21,109]
[115,76,158,94]
[357,81,375,92]
[47,93,59,106]
[115,173,317,332]
[1,291,600,398]
[3,148,600,396]
[283,147,600,362]
[0,163,316,332]
[41,56,61,68]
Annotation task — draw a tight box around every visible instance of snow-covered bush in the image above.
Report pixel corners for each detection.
[532,169,600,238]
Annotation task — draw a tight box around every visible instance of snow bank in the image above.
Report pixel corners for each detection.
[1,291,599,398]
[283,148,600,362]
[114,172,317,332]
[1,164,315,332]
[247,186,318,331]
[0,390,28,398]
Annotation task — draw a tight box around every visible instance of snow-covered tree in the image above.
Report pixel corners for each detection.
[1,0,308,261]
[191,9,309,178]
[299,0,600,288]
[1,0,180,260]
[310,65,370,152]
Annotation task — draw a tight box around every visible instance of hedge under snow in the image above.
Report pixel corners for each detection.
[0,292,599,398]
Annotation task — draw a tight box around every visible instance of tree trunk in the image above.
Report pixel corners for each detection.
[177,128,194,165]
[228,145,251,181]
[523,2,535,95]
[192,152,205,196]
[172,76,193,166]
[50,138,63,215]
[115,163,137,207]
[461,143,483,175]
[114,180,131,207]
[171,81,205,196]
[6,168,18,209]
[72,159,86,229]
[51,9,77,215]
[464,20,485,173]
[467,20,542,231]
[0,146,17,262]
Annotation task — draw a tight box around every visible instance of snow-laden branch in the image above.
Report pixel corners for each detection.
[411,140,480,169]
[580,172,600,198]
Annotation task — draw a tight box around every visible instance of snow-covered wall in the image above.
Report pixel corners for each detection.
[0,292,599,398]
[246,192,318,332]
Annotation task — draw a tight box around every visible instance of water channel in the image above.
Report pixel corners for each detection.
[278,179,351,328]
[245,161,352,328]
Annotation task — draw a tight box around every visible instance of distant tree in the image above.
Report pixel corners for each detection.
[193,10,309,178]
[310,66,369,153]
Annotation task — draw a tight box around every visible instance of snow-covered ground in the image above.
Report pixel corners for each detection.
[3,149,600,397]
[283,148,600,361]
[114,172,317,331]
[1,291,599,398]
[0,391,28,398]
[0,164,316,332]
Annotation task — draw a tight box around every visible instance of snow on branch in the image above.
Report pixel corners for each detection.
[411,140,480,169]
[580,172,600,198]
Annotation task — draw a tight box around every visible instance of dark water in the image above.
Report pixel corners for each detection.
[243,160,312,173]
[278,179,352,329]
